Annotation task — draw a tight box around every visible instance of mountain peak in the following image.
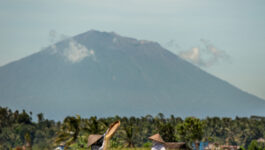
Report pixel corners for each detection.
[0,30,264,120]
[76,30,159,48]
[43,30,162,65]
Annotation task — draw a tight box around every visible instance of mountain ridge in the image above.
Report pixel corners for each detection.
[0,30,264,120]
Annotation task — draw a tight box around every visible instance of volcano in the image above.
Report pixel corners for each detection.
[0,30,264,119]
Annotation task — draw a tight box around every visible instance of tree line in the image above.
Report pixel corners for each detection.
[0,106,265,149]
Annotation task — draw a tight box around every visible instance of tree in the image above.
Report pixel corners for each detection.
[177,117,204,144]
[159,122,176,142]
[17,110,32,124]
[54,115,81,149]
[83,116,106,134]
[120,117,139,147]
[248,140,263,150]
[37,113,44,123]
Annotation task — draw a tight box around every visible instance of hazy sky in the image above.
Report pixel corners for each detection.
[1,0,265,100]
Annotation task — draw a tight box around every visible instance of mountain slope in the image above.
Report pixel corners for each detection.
[0,30,264,119]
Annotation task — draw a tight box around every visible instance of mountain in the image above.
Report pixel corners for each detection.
[0,30,264,120]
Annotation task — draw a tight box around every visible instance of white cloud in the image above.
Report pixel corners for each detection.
[47,35,96,63]
[180,47,199,61]
[63,40,94,63]
[179,39,230,67]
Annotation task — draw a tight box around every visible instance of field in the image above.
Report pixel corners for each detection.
[110,148,149,150]
[72,148,150,150]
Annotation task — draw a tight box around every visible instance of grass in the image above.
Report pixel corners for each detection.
[19,148,150,150]
[110,148,150,150]
[73,148,150,150]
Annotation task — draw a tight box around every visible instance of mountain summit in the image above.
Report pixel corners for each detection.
[0,30,264,119]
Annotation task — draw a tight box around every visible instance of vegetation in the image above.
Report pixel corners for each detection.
[0,107,59,149]
[0,106,265,150]
[177,117,204,146]
[247,140,265,150]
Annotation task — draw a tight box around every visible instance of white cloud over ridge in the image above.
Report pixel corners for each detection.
[49,39,96,63]
[179,39,230,67]
[63,40,89,63]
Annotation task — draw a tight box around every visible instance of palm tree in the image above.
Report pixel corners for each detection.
[54,115,81,149]
[120,117,138,148]
[83,116,107,134]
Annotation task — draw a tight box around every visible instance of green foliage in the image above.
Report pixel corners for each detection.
[120,118,136,147]
[54,115,81,149]
[248,140,263,150]
[142,142,152,148]
[239,146,246,150]
[83,116,107,134]
[37,113,44,123]
[177,117,204,143]
[17,110,32,124]
[0,106,58,149]
[1,106,265,149]
[158,122,176,142]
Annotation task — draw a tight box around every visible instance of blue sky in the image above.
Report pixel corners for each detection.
[0,0,265,100]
